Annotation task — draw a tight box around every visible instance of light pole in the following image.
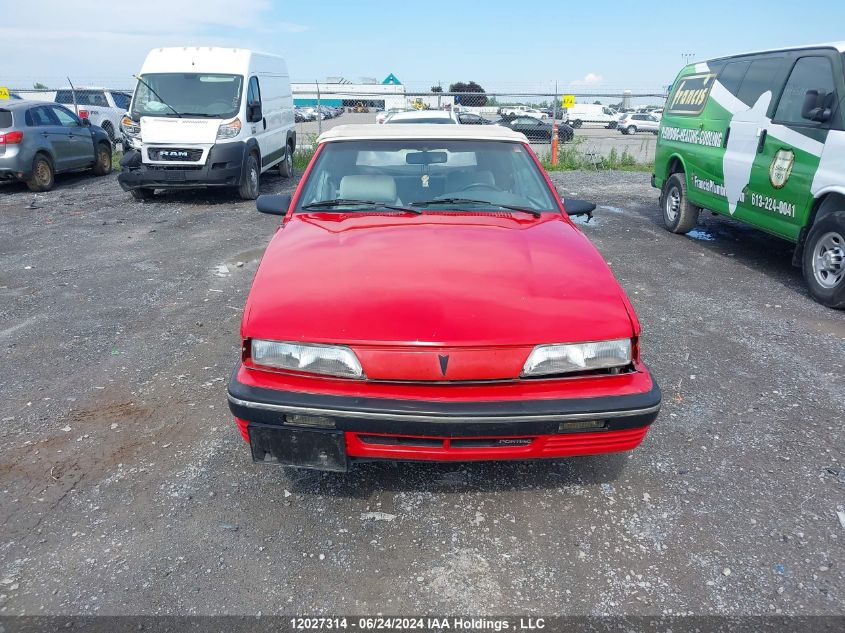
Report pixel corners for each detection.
[681,52,696,66]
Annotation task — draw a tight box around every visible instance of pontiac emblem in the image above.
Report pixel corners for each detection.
[438,354,449,376]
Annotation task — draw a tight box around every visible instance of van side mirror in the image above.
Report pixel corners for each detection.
[801,89,832,123]
[248,101,263,123]
[256,194,291,216]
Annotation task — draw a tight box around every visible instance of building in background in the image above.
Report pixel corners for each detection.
[292,73,453,110]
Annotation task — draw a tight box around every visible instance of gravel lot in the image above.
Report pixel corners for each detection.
[0,165,843,617]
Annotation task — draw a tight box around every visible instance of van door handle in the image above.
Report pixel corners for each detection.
[757,129,767,154]
[41,132,49,138]
[262,118,267,130]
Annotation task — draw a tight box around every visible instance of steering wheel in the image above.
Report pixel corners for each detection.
[458,183,499,192]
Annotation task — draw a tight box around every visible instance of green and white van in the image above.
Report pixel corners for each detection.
[653,43,845,308]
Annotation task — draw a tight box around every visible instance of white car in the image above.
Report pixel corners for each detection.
[617,112,660,135]
[499,105,548,120]
[54,87,131,143]
[384,110,458,124]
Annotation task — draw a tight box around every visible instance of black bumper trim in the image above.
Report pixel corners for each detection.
[117,141,247,190]
[227,368,661,437]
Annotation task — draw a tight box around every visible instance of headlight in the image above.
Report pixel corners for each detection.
[217,118,241,139]
[521,339,632,377]
[251,339,364,379]
[120,115,140,136]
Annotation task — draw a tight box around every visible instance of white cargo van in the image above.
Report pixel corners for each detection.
[118,47,295,200]
[567,103,619,129]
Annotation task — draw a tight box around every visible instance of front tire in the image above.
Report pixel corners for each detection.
[239,152,260,200]
[660,173,699,234]
[92,142,112,176]
[571,119,582,129]
[626,125,637,135]
[130,187,155,201]
[802,211,845,308]
[26,154,54,192]
[101,121,116,143]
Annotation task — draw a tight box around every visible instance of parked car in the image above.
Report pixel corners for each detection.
[54,87,131,143]
[540,106,569,121]
[618,112,660,135]
[384,110,458,124]
[567,104,618,129]
[0,100,112,191]
[227,124,662,471]
[457,112,493,125]
[654,42,845,308]
[498,105,549,119]
[117,47,296,201]
[496,116,574,142]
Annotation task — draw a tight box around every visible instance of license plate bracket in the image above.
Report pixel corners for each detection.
[248,424,348,472]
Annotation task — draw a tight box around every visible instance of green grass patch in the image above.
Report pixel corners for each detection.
[293,146,316,170]
[539,137,653,173]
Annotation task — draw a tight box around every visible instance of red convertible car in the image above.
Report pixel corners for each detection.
[227,125,660,471]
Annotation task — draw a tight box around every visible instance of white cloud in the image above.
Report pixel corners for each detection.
[0,0,307,86]
[571,73,604,86]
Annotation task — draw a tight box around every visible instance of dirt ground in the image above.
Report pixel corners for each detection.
[0,166,842,616]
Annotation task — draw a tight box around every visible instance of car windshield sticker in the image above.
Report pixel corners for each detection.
[667,73,716,116]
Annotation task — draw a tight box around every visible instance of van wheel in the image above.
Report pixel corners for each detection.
[626,125,637,135]
[279,144,294,178]
[239,153,260,200]
[131,187,155,201]
[571,119,582,129]
[660,173,699,234]
[93,142,112,176]
[802,211,845,308]
[26,154,54,192]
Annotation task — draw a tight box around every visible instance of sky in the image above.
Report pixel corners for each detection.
[2,0,844,97]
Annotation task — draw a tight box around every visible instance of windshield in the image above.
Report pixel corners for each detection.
[296,140,558,213]
[131,73,243,118]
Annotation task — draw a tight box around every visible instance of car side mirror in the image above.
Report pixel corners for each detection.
[256,194,291,216]
[563,198,596,221]
[801,89,832,123]
[81,118,91,127]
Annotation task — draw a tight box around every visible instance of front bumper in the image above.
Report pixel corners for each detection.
[117,142,246,190]
[227,368,661,471]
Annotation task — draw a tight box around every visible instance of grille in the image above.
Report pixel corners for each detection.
[148,148,203,162]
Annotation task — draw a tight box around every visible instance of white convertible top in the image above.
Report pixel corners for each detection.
[317,124,527,144]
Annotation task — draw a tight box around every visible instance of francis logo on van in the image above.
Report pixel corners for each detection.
[667,73,716,116]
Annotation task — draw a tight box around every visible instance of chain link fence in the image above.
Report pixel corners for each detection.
[292,90,667,169]
[7,85,667,170]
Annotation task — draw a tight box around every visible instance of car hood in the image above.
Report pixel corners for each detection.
[243,212,634,348]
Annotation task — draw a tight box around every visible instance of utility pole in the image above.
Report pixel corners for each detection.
[315,80,321,135]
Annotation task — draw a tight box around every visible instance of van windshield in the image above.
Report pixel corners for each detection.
[131,73,243,119]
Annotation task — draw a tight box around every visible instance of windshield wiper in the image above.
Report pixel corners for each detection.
[133,74,182,118]
[301,199,422,214]
[410,198,542,217]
